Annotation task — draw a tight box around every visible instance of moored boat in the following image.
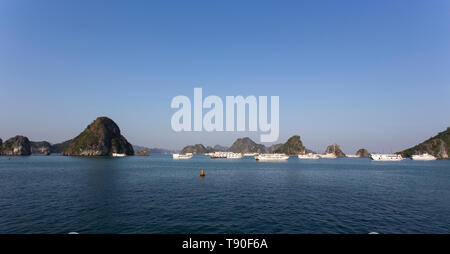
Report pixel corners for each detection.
[209,151,244,159]
[298,153,320,160]
[209,152,228,159]
[370,153,403,161]
[255,153,289,161]
[173,153,193,159]
[319,153,337,159]
[226,152,243,159]
[411,153,436,161]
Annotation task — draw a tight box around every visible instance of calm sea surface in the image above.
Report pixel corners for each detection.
[0,154,449,234]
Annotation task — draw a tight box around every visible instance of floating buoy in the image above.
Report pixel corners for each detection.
[200,169,205,177]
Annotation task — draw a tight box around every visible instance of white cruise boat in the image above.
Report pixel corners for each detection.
[298,153,319,160]
[370,153,403,161]
[346,154,360,158]
[112,153,126,157]
[226,152,243,159]
[319,153,337,159]
[210,152,228,159]
[243,153,259,157]
[255,153,289,161]
[411,153,436,161]
[172,153,193,159]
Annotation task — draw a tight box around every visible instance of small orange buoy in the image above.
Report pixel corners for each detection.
[200,169,205,177]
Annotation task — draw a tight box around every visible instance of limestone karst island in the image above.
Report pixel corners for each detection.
[0,117,449,160]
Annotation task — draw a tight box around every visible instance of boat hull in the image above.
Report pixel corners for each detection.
[319,153,337,159]
[411,154,436,161]
[173,153,193,159]
[370,154,403,161]
[255,154,289,161]
[298,154,320,160]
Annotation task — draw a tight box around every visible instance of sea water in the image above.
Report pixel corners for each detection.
[0,154,449,233]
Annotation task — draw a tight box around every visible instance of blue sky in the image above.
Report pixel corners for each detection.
[0,0,449,153]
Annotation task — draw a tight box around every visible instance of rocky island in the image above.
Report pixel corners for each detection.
[136,149,150,156]
[62,117,134,156]
[30,141,52,155]
[213,145,228,152]
[179,136,301,155]
[180,144,212,154]
[227,137,281,154]
[49,140,71,154]
[325,144,346,157]
[227,137,267,154]
[398,127,449,159]
[274,135,307,155]
[134,145,175,154]
[356,148,370,157]
[3,121,447,160]
[0,135,32,156]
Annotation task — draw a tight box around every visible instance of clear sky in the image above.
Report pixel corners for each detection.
[1,0,449,153]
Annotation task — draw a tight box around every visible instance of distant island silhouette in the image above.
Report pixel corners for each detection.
[0,117,448,159]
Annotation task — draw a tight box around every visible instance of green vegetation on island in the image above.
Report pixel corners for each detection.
[0,135,32,156]
[180,137,282,154]
[50,140,72,153]
[325,144,346,157]
[274,135,306,155]
[133,145,175,154]
[180,144,212,154]
[398,127,449,159]
[30,141,52,155]
[62,117,134,156]
[2,119,448,160]
[227,137,267,154]
[356,148,370,157]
